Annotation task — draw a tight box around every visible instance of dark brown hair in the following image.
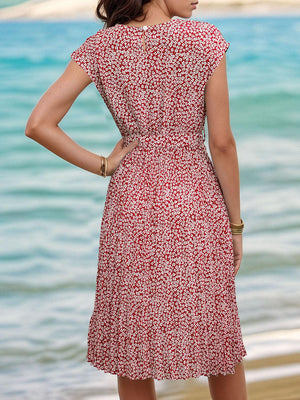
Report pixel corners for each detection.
[96,0,151,28]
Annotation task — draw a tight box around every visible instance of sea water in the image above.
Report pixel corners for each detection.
[1,15,300,399]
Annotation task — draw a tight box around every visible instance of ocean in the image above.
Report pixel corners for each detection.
[1,15,300,399]
[0,0,30,7]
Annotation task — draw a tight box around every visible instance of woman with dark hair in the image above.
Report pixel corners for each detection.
[25,0,247,399]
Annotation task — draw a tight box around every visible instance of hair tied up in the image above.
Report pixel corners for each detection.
[96,0,151,28]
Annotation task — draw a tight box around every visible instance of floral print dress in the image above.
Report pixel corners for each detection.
[71,17,247,380]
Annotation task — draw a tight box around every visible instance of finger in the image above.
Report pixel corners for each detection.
[234,265,238,277]
[234,260,241,276]
[125,139,139,153]
[115,138,124,150]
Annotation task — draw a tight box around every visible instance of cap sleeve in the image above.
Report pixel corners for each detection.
[205,24,230,82]
[71,35,100,88]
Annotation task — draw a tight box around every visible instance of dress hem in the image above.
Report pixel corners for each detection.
[86,349,247,381]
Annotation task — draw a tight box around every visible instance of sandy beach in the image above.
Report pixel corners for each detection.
[162,352,300,400]
[0,0,300,20]
[65,352,300,400]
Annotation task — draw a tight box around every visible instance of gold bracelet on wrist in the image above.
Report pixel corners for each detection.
[99,156,103,176]
[99,156,104,176]
[104,157,108,177]
[230,218,244,235]
[99,155,106,177]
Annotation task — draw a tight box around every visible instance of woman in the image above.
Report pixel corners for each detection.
[25,0,247,399]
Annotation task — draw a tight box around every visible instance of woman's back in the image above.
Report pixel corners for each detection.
[71,18,229,143]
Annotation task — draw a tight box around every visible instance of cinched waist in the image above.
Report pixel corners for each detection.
[123,134,206,152]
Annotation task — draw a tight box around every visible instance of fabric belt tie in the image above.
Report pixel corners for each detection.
[123,134,206,152]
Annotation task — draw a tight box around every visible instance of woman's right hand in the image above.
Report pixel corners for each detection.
[106,138,139,176]
[232,234,243,277]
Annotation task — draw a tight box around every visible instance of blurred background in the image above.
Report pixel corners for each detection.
[0,0,300,399]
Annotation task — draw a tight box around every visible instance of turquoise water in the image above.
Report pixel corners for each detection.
[0,0,28,8]
[1,16,300,398]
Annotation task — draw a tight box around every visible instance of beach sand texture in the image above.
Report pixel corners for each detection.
[66,353,300,400]
[1,0,300,19]
[142,353,300,400]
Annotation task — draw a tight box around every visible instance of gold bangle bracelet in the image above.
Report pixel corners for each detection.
[101,156,103,176]
[103,157,107,177]
[230,218,244,235]
[230,218,244,228]
[99,155,105,176]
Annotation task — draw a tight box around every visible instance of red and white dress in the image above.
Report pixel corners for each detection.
[71,17,247,380]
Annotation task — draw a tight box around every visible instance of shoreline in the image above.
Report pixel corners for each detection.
[63,329,300,399]
[0,0,300,20]
[65,352,300,400]
[63,328,300,399]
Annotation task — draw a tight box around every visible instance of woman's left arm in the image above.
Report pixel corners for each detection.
[25,60,138,176]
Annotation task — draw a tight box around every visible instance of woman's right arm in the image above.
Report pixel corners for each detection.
[205,54,241,226]
[205,54,243,276]
[25,60,138,176]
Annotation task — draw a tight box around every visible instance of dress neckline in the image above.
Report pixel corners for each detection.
[115,18,179,30]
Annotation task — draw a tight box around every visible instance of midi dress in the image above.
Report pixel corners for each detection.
[71,17,247,380]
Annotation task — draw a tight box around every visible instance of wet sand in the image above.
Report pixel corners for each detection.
[63,353,300,399]
[157,353,300,399]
